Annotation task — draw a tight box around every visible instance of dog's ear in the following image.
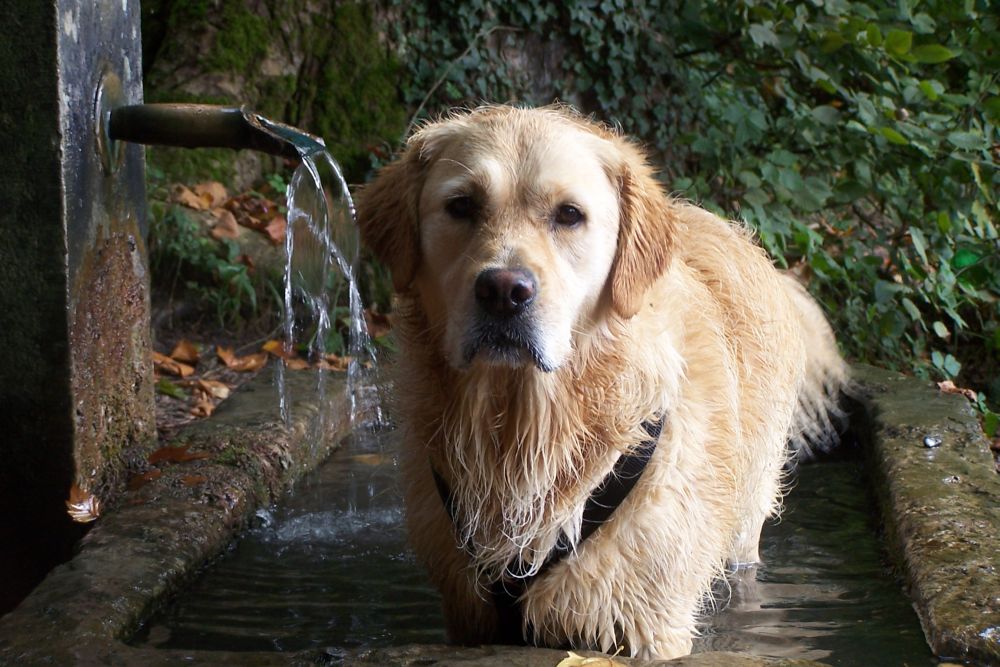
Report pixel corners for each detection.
[608,152,678,319]
[356,140,427,293]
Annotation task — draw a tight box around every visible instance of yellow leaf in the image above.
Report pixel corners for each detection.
[210,208,241,240]
[66,484,101,523]
[555,652,627,667]
[170,339,200,364]
[153,351,195,377]
[194,181,229,208]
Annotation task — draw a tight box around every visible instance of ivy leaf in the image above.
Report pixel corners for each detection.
[885,29,913,57]
[811,105,841,125]
[946,131,984,150]
[748,23,779,48]
[911,44,957,64]
[901,297,921,321]
[984,411,999,438]
[909,227,928,264]
[879,126,909,145]
[953,248,981,270]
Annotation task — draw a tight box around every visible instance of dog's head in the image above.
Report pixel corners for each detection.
[358,106,676,372]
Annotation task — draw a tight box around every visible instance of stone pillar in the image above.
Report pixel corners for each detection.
[0,0,153,612]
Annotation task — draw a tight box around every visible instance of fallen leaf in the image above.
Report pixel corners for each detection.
[210,208,241,240]
[196,379,230,400]
[148,444,210,465]
[262,339,296,360]
[236,253,256,271]
[319,354,352,371]
[153,351,195,378]
[194,181,228,208]
[217,346,268,372]
[190,398,216,418]
[350,453,387,466]
[66,484,101,523]
[181,474,207,486]
[264,215,286,245]
[364,308,392,339]
[937,380,977,401]
[285,357,311,371]
[155,377,188,399]
[556,652,627,667]
[128,469,163,491]
[172,184,211,210]
[170,339,200,364]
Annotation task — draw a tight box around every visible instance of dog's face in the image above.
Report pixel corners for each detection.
[359,107,676,373]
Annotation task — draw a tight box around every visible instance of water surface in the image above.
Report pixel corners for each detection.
[131,433,932,665]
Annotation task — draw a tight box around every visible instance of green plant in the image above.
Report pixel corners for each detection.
[386,0,999,410]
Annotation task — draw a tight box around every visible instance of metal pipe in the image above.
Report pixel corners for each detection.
[107,104,325,160]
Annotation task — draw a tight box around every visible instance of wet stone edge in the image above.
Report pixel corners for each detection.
[0,368,351,664]
[852,364,1000,664]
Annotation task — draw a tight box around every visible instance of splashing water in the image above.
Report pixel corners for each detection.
[278,145,377,440]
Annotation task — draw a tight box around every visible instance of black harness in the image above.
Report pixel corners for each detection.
[431,417,664,645]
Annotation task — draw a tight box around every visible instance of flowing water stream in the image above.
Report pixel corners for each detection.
[277,145,376,439]
[130,430,932,665]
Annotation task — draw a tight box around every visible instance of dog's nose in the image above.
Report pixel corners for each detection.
[475,268,537,317]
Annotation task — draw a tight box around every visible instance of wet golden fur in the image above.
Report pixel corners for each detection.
[357,105,847,659]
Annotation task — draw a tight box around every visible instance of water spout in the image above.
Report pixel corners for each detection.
[107,103,326,161]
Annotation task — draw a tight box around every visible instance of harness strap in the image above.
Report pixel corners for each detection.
[431,416,664,644]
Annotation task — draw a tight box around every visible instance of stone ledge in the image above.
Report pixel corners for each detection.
[853,364,1000,664]
[0,368,351,663]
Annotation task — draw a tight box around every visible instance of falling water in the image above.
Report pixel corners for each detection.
[278,145,376,440]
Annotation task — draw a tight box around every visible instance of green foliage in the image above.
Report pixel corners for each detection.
[149,203,261,326]
[146,167,278,327]
[388,0,1000,407]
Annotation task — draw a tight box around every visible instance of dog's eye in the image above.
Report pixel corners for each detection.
[555,204,584,227]
[445,196,477,220]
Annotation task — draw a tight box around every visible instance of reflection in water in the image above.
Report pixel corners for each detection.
[696,462,932,665]
[131,435,931,665]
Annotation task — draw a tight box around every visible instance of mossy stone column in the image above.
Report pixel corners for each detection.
[0,0,154,612]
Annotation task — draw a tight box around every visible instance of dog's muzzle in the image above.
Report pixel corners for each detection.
[462,267,552,371]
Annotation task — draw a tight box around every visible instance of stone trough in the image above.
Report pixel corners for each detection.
[0,364,997,666]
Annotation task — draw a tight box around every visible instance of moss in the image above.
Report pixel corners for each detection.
[143,1,407,187]
[295,2,407,180]
[207,1,269,73]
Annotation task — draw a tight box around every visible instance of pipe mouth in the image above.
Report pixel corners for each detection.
[107,104,326,161]
[95,71,125,175]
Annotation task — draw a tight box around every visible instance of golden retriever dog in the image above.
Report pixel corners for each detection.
[357,105,847,659]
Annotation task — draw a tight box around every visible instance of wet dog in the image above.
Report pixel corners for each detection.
[357,105,846,659]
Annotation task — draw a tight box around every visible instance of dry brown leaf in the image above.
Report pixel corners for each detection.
[937,380,977,401]
[350,453,388,466]
[196,379,230,400]
[127,469,163,491]
[262,339,296,360]
[264,215,287,245]
[236,253,255,271]
[148,444,210,465]
[172,184,211,210]
[285,357,311,371]
[210,208,241,240]
[555,652,627,667]
[153,351,195,378]
[319,354,352,372]
[364,308,392,339]
[190,398,216,418]
[170,339,200,364]
[194,181,228,208]
[181,474,207,487]
[66,484,101,523]
[217,346,268,372]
